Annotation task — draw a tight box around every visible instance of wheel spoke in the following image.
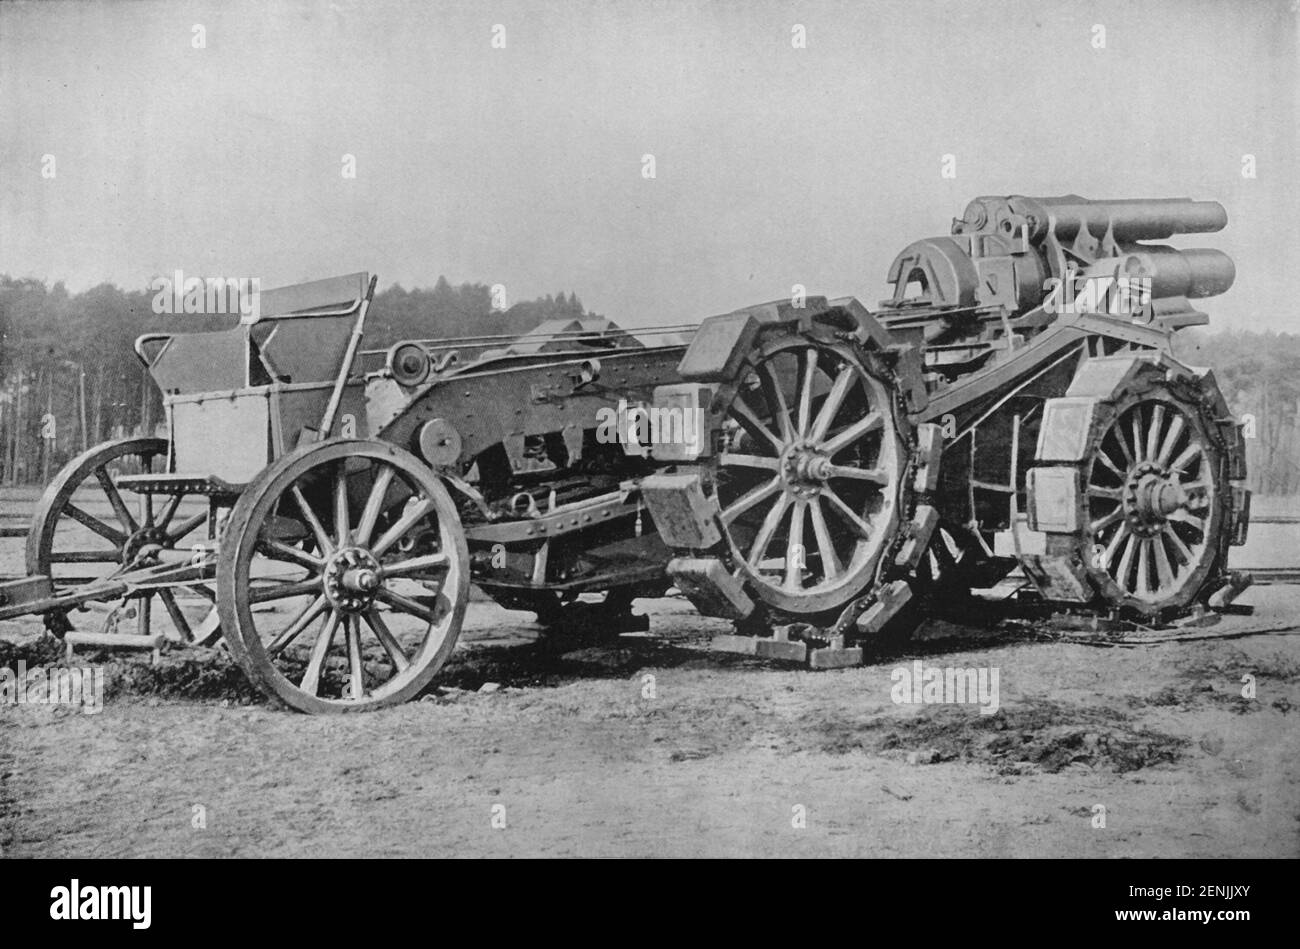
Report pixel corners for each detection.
[1170,443,1201,475]
[371,497,436,559]
[825,463,888,484]
[1087,485,1123,501]
[1167,509,1206,534]
[355,465,395,547]
[95,467,138,532]
[784,500,807,590]
[300,612,341,696]
[747,494,790,567]
[1130,412,1145,462]
[1103,523,1130,566]
[1096,450,1125,479]
[729,397,784,454]
[796,348,818,436]
[1090,506,1123,534]
[822,488,873,539]
[158,589,193,642]
[249,577,323,604]
[155,494,183,532]
[721,477,782,525]
[1136,538,1151,596]
[821,412,883,457]
[374,586,439,624]
[1146,404,1165,462]
[50,549,123,563]
[292,485,334,555]
[1112,428,1134,468]
[1155,415,1186,467]
[1152,535,1175,589]
[334,468,351,546]
[809,499,842,581]
[1116,535,1137,590]
[165,511,207,544]
[364,609,410,672]
[1163,524,1193,565]
[259,539,323,571]
[62,502,128,547]
[758,363,795,443]
[382,552,450,578]
[720,453,781,472]
[267,595,329,656]
[808,366,855,444]
[345,616,365,700]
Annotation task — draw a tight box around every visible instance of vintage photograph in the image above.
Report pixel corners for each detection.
[0,0,1296,875]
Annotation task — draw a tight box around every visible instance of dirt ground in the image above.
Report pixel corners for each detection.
[2,593,1297,858]
[1,488,1298,858]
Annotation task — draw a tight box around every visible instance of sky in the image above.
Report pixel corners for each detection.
[1,0,1297,331]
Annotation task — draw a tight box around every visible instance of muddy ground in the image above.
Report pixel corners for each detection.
[2,591,1297,858]
[1,488,1298,858]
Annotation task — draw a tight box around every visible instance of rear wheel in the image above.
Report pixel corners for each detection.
[1027,356,1237,617]
[1081,390,1223,612]
[26,437,215,641]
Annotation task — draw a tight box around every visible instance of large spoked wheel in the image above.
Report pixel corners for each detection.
[26,437,215,640]
[711,334,907,617]
[1081,391,1224,614]
[218,439,469,713]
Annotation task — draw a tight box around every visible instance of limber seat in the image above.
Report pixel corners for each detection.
[129,272,373,487]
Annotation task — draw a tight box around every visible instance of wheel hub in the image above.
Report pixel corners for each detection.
[1123,461,1196,537]
[323,547,382,612]
[121,526,168,565]
[781,441,831,498]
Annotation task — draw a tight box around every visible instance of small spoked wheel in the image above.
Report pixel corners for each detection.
[712,334,906,617]
[1082,393,1224,613]
[217,439,468,713]
[27,436,215,641]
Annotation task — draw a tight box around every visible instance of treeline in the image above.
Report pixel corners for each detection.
[1174,329,1300,496]
[2,275,1299,495]
[0,275,599,485]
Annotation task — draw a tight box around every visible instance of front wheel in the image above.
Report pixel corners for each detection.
[217,439,469,713]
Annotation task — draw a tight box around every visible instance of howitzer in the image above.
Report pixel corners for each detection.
[643,195,1249,664]
[0,194,1253,709]
[883,194,1234,328]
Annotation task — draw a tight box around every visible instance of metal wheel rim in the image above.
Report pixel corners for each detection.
[713,336,904,614]
[26,437,215,641]
[218,440,468,713]
[1082,394,1223,611]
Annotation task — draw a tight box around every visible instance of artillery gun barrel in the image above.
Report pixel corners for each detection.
[959,195,1228,244]
[1024,195,1228,242]
[1118,245,1236,299]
